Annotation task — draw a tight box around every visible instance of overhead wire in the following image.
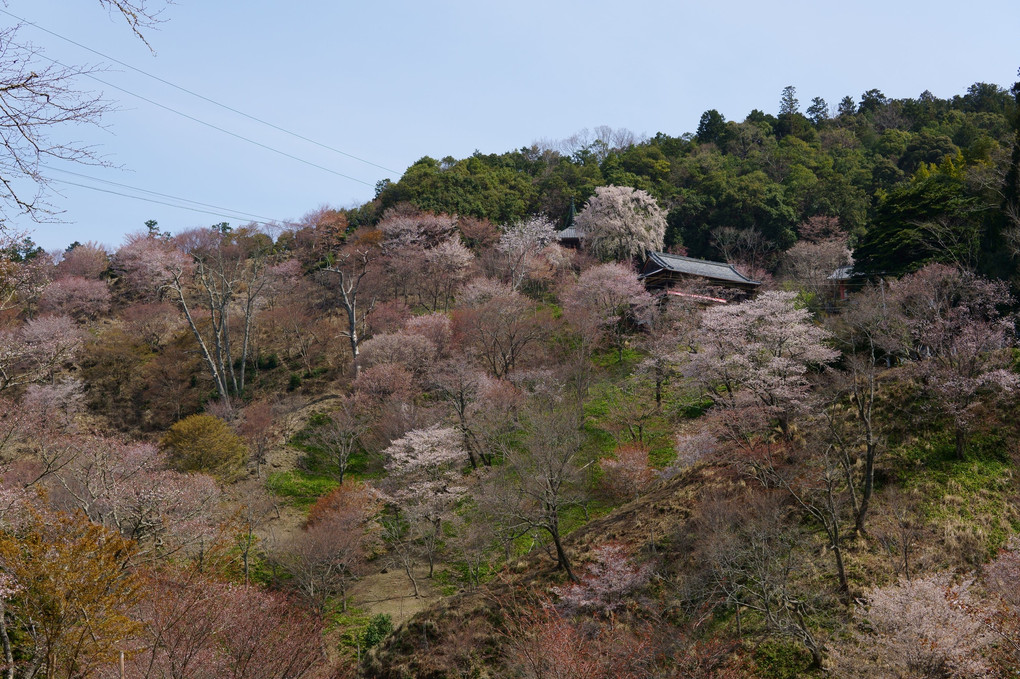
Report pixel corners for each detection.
[44,165,281,223]
[49,177,287,227]
[0,8,401,176]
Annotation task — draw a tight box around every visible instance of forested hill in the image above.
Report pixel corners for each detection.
[355,81,1020,281]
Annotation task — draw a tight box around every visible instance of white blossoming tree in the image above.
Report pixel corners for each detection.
[575,185,667,262]
[382,425,467,594]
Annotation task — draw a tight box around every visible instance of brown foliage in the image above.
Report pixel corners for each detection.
[0,511,141,679]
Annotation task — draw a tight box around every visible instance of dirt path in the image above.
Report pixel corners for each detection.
[349,568,441,626]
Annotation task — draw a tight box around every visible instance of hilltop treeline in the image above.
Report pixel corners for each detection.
[357,80,1020,282]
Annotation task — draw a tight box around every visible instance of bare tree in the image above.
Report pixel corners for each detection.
[163,226,275,405]
[488,405,588,581]
[686,494,827,668]
[278,502,372,614]
[711,226,777,277]
[307,396,369,484]
[323,231,381,377]
[456,278,546,378]
[0,1,170,221]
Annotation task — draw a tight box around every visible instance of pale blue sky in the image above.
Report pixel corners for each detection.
[9,0,1020,251]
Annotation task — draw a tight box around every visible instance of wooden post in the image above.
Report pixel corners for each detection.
[120,650,125,679]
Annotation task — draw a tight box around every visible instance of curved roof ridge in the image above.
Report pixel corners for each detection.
[646,251,761,285]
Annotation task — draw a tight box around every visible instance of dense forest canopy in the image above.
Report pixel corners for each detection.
[362,80,1020,283]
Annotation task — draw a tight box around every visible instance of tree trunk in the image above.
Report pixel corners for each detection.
[0,601,13,679]
[549,528,577,583]
[855,441,877,536]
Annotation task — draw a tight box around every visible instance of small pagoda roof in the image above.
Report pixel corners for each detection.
[640,252,761,287]
[557,198,581,243]
[557,225,582,241]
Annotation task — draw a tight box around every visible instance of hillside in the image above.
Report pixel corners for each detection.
[0,77,1018,678]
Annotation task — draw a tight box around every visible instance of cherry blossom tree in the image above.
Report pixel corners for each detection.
[574,185,666,262]
[417,238,474,312]
[599,444,654,501]
[660,429,717,478]
[430,360,522,468]
[278,483,377,613]
[37,276,111,321]
[378,210,457,251]
[684,290,838,439]
[54,242,108,280]
[358,331,438,381]
[404,312,452,353]
[498,590,660,679]
[833,575,992,678]
[496,215,557,290]
[562,262,653,362]
[130,570,326,679]
[889,264,1017,457]
[982,544,1020,667]
[51,437,221,561]
[0,314,83,392]
[551,543,652,616]
[382,425,467,586]
[112,233,189,302]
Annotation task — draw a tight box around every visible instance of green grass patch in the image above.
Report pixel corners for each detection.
[754,639,815,679]
[266,469,339,508]
[895,429,1019,558]
[591,345,642,372]
[583,379,675,469]
[560,499,614,535]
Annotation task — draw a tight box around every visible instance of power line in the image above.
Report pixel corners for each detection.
[32,51,378,188]
[50,177,286,227]
[1,8,402,176]
[45,165,281,222]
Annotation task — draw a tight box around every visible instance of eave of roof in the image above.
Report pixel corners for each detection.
[641,252,761,286]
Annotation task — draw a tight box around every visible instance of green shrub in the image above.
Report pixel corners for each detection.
[161,414,247,480]
[361,614,393,648]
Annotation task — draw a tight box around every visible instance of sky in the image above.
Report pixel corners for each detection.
[7,0,1020,251]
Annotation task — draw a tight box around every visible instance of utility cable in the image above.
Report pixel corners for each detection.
[50,175,285,226]
[1,8,401,176]
[44,165,280,222]
[32,51,377,187]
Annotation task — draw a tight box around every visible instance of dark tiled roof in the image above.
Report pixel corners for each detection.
[828,265,855,280]
[641,252,760,286]
[558,226,582,241]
